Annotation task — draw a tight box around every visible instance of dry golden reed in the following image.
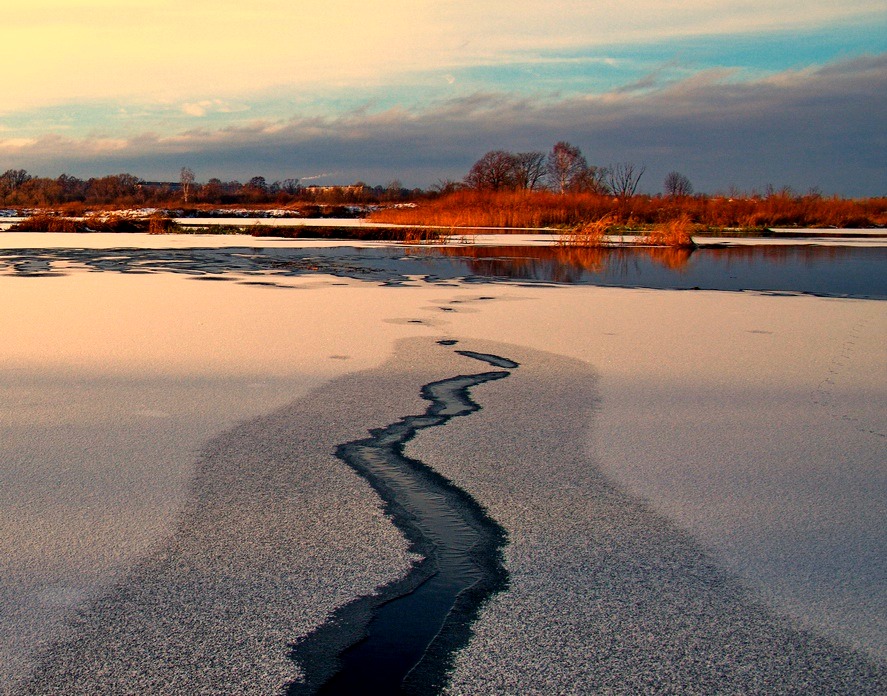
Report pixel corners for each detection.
[642,216,696,247]
[557,215,617,247]
[370,190,887,230]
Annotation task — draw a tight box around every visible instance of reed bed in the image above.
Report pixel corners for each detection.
[369,190,618,229]
[369,190,887,230]
[9,213,178,234]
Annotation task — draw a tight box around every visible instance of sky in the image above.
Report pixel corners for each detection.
[0,1,885,195]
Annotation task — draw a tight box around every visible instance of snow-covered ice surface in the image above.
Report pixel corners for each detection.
[0,240,884,692]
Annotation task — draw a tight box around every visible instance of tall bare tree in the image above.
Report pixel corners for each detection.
[0,169,32,196]
[513,151,547,190]
[431,178,464,195]
[180,167,195,203]
[465,150,519,191]
[279,178,300,195]
[663,171,693,197]
[607,162,646,198]
[85,173,143,204]
[572,166,610,194]
[546,142,588,193]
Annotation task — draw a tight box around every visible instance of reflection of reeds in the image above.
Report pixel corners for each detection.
[406,242,695,280]
[552,246,608,273]
[647,247,694,270]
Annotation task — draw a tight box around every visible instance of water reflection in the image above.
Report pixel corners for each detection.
[0,244,883,298]
[406,245,695,281]
[406,245,886,298]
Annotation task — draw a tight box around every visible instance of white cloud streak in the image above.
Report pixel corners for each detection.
[181,100,251,117]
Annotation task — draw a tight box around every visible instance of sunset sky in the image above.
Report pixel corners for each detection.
[1,0,884,195]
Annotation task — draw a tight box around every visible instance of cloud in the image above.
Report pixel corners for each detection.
[181,99,251,117]
[0,138,38,149]
[3,55,884,196]
[0,1,883,111]
[182,104,209,118]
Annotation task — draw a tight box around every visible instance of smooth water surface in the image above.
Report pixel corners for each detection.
[0,244,884,297]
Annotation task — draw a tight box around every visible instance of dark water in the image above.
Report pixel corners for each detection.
[1,244,884,298]
[289,348,515,695]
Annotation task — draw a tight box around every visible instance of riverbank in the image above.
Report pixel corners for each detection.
[1,243,884,692]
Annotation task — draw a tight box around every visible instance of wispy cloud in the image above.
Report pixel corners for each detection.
[181,100,251,118]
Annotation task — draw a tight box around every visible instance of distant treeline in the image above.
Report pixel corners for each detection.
[0,169,419,209]
[2,140,885,229]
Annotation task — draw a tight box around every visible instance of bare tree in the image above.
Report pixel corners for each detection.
[663,171,693,197]
[431,178,464,195]
[546,142,588,193]
[607,162,646,198]
[56,173,86,201]
[246,176,268,193]
[180,167,195,203]
[513,151,547,190]
[572,166,610,194]
[279,178,300,195]
[85,173,143,204]
[385,179,406,200]
[0,169,32,196]
[465,150,519,191]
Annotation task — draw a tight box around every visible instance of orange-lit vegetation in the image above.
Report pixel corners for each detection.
[8,214,81,233]
[642,215,695,248]
[557,215,617,247]
[3,157,884,238]
[369,189,887,230]
[370,190,619,228]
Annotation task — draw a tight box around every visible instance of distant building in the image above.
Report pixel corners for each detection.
[303,184,369,196]
[139,181,182,192]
